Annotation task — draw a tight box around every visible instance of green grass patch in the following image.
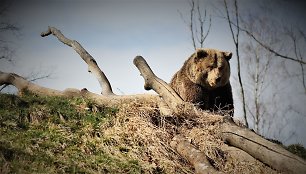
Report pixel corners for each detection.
[0,93,142,174]
[267,138,306,160]
[286,144,306,160]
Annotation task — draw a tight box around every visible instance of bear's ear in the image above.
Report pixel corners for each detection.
[195,49,208,59]
[223,52,232,61]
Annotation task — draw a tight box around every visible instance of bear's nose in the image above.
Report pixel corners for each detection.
[216,77,221,83]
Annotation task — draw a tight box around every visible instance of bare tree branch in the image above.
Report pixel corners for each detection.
[41,26,114,95]
[196,3,211,48]
[0,0,20,63]
[0,22,19,32]
[243,28,305,64]
[285,27,306,93]
[216,7,306,65]
[28,73,52,82]
[133,56,184,112]
[224,0,248,127]
[223,16,306,65]
[190,0,196,50]
[0,45,14,62]
[179,0,211,49]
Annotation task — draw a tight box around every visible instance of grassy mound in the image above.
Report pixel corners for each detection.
[0,93,305,173]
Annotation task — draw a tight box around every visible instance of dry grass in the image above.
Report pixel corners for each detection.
[100,100,194,173]
[0,93,280,173]
[101,99,278,173]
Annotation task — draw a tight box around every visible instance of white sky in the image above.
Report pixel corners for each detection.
[1,0,306,146]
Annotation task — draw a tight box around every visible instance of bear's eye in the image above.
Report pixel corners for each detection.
[194,56,204,62]
[207,65,213,70]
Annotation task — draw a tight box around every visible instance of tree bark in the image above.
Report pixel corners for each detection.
[0,71,159,108]
[0,71,65,96]
[221,122,306,173]
[41,26,114,95]
[170,135,222,174]
[134,56,184,113]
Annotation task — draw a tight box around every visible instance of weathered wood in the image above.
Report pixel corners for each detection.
[221,122,306,173]
[0,71,159,108]
[0,71,65,97]
[170,135,223,174]
[134,56,184,112]
[41,26,114,95]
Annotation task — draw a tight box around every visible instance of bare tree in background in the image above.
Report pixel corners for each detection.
[179,0,211,50]
[0,0,20,63]
[0,0,20,91]
[240,13,281,133]
[0,0,52,92]
[222,0,306,88]
[222,0,306,144]
[223,0,248,127]
[284,27,306,94]
[243,44,272,133]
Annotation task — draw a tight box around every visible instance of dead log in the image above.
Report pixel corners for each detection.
[0,71,159,109]
[170,135,223,174]
[221,122,306,174]
[41,26,114,95]
[0,71,66,97]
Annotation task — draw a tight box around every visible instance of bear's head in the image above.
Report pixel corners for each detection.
[187,48,232,89]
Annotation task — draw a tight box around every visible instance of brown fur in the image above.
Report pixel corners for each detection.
[170,48,234,116]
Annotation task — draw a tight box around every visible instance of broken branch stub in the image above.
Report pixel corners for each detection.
[0,71,65,96]
[170,135,223,174]
[41,26,114,95]
[133,56,184,111]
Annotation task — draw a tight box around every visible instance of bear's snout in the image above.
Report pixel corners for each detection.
[216,76,221,83]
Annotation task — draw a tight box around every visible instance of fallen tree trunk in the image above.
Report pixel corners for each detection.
[0,71,159,108]
[1,26,305,173]
[0,71,66,97]
[221,122,306,174]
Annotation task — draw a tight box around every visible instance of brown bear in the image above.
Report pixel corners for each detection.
[170,48,234,116]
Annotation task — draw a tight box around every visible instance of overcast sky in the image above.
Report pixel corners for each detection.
[1,0,239,94]
[1,0,306,146]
